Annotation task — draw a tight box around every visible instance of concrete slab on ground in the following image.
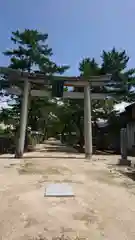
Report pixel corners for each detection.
[45,183,74,197]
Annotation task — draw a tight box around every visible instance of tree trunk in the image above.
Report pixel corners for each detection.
[76,118,84,152]
[42,117,48,141]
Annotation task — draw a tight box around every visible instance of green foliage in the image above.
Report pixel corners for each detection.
[79,58,100,77]
[101,48,129,73]
[101,48,135,101]
[3,29,69,75]
[0,29,69,145]
[4,29,52,72]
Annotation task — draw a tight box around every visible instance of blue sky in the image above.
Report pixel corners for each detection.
[0,0,135,77]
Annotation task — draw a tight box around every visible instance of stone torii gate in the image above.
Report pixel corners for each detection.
[0,67,111,159]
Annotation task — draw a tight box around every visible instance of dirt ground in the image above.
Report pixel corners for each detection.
[1,141,135,239]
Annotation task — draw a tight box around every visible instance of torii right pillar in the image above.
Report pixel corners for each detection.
[84,83,92,159]
[119,128,131,166]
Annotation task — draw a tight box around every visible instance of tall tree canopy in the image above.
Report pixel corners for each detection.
[0,29,69,147]
[3,29,68,75]
[101,48,135,101]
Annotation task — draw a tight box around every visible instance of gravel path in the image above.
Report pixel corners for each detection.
[0,140,135,239]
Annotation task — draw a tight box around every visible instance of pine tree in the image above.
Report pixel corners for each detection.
[0,29,69,157]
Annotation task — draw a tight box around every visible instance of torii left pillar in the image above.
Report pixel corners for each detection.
[15,80,30,158]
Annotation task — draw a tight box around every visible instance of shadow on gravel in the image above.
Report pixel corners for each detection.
[119,170,135,182]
